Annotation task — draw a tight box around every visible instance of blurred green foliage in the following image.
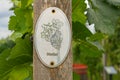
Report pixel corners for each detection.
[0,0,120,80]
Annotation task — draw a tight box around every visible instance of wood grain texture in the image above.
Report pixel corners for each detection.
[33,0,72,80]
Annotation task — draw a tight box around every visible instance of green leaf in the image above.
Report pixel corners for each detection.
[72,22,92,41]
[0,49,32,80]
[11,0,33,8]
[87,33,107,41]
[79,40,102,57]
[10,32,23,41]
[86,33,107,51]
[73,40,102,63]
[0,49,12,79]
[9,8,33,36]
[21,0,33,8]
[8,37,32,60]
[72,0,87,24]
[87,0,120,35]
[0,49,30,79]
[0,40,15,53]
[106,0,120,7]
[72,41,81,62]
[9,16,18,31]
[8,64,32,80]
[11,0,21,8]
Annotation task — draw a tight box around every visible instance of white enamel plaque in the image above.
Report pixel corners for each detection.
[34,7,71,68]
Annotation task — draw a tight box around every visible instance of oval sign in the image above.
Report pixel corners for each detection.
[34,7,71,68]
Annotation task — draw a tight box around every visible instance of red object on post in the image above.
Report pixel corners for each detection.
[73,64,88,80]
[73,64,88,74]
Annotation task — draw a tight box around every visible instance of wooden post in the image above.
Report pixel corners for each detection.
[33,0,72,80]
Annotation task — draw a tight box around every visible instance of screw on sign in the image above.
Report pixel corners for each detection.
[73,64,88,80]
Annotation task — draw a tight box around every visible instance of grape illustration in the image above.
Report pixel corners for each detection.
[41,19,63,51]
[50,30,63,50]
